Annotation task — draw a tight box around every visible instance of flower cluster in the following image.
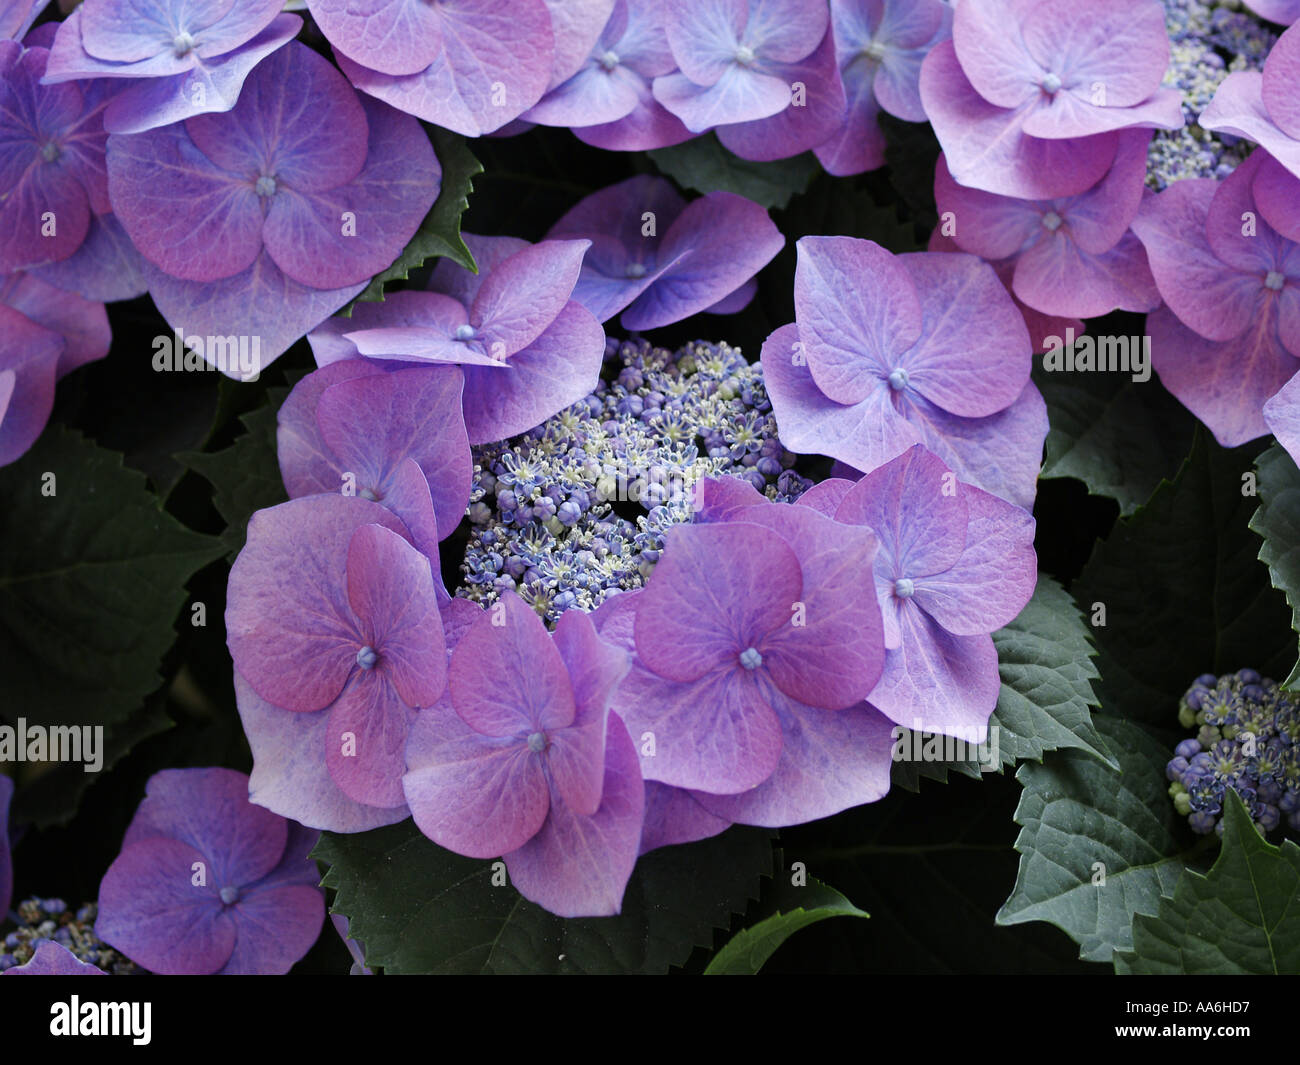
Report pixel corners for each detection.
[460,337,812,625]
[0,898,137,975]
[1167,669,1300,837]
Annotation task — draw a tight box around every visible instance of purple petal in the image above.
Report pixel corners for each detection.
[792,475,854,517]
[324,672,413,808]
[690,473,767,522]
[1207,149,1294,274]
[1012,228,1160,318]
[933,152,1041,261]
[5,940,106,975]
[1246,0,1300,23]
[27,211,147,301]
[1201,72,1300,179]
[0,270,109,377]
[1254,153,1300,245]
[527,61,643,127]
[1264,370,1300,465]
[0,303,62,467]
[660,0,748,86]
[813,62,887,177]
[307,0,443,77]
[543,0,618,88]
[573,76,694,150]
[638,779,731,854]
[1263,22,1300,142]
[217,883,325,975]
[950,0,1041,108]
[654,65,793,131]
[277,357,387,497]
[471,238,589,357]
[0,0,49,42]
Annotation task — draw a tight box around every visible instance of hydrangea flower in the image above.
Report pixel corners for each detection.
[0,0,48,42]
[42,0,300,134]
[1131,147,1300,445]
[760,235,1045,510]
[107,41,439,375]
[826,445,1037,737]
[404,592,644,918]
[3,940,106,975]
[310,233,605,445]
[589,507,885,804]
[277,359,472,551]
[651,0,847,161]
[546,175,783,329]
[0,898,139,973]
[933,131,1161,318]
[1202,20,1300,179]
[814,0,952,176]
[1166,669,1300,837]
[228,495,447,824]
[919,0,1184,198]
[0,271,110,466]
[95,768,325,975]
[0,41,116,273]
[325,0,556,136]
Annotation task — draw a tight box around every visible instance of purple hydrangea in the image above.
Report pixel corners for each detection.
[42,0,300,134]
[760,235,1046,509]
[1131,148,1300,446]
[228,495,447,824]
[95,768,325,975]
[650,0,847,161]
[277,359,472,551]
[546,175,783,329]
[310,233,605,446]
[1202,21,1300,180]
[920,0,1184,198]
[403,592,644,918]
[106,41,440,375]
[325,0,557,136]
[933,130,1160,319]
[0,271,110,466]
[814,0,952,176]
[0,0,49,42]
[3,940,107,975]
[825,445,1037,738]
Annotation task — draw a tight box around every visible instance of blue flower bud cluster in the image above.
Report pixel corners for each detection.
[459,337,813,624]
[1148,0,1278,190]
[1166,669,1300,838]
[0,898,141,974]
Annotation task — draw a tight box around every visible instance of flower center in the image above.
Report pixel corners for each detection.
[219,885,241,906]
[1041,210,1063,232]
[172,31,197,58]
[527,731,547,753]
[1265,270,1286,292]
[887,368,910,391]
[598,49,620,71]
[255,175,277,198]
[625,262,647,279]
[40,140,61,163]
[735,45,756,66]
[455,323,476,341]
[739,646,763,670]
[359,487,379,502]
[894,577,915,599]
[1041,72,1062,95]
[864,39,887,61]
[356,645,378,670]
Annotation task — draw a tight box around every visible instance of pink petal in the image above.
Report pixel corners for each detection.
[325,672,413,808]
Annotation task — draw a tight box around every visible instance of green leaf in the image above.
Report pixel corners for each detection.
[1249,442,1300,688]
[987,575,1115,770]
[649,133,819,209]
[0,426,224,732]
[703,876,867,974]
[997,715,1212,963]
[344,128,481,313]
[1073,429,1294,727]
[1034,364,1196,516]
[179,387,289,558]
[1116,791,1300,974]
[316,819,775,973]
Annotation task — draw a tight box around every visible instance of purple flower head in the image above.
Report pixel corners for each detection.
[0,42,116,273]
[42,0,299,134]
[95,768,324,975]
[277,359,472,551]
[814,0,952,176]
[933,130,1160,319]
[919,0,1183,198]
[832,445,1037,737]
[312,233,605,445]
[1245,0,1300,23]
[0,774,11,923]
[4,941,107,975]
[589,505,885,804]
[1202,21,1300,181]
[1131,149,1300,446]
[107,41,439,376]
[0,0,49,42]
[403,592,644,918]
[761,235,1045,510]
[547,175,783,329]
[649,0,847,161]
[0,271,110,466]
[228,494,447,816]
[328,0,556,136]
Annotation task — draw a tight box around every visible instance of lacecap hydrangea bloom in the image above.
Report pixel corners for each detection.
[0,898,138,973]
[920,0,1184,198]
[310,233,605,445]
[42,0,300,133]
[761,235,1046,510]
[95,768,325,975]
[404,593,643,918]
[1131,147,1300,445]
[4,940,107,976]
[107,41,440,374]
